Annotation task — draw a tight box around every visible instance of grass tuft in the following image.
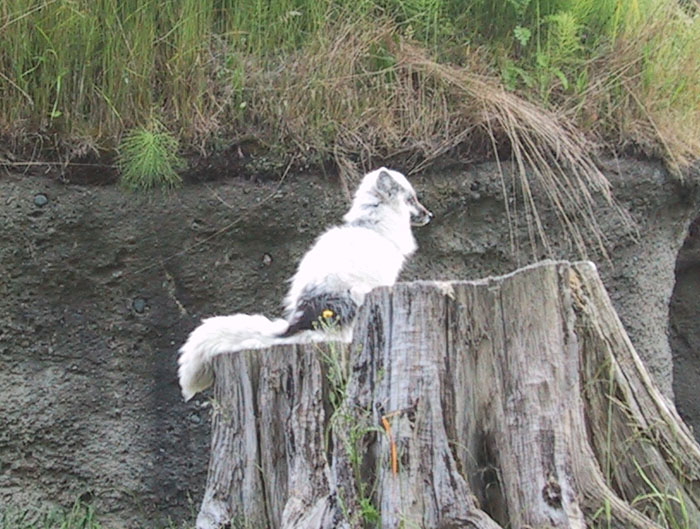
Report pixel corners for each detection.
[117,121,185,191]
[1,499,102,529]
[318,335,382,527]
[630,459,691,529]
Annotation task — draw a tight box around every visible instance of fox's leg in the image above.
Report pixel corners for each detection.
[282,290,358,337]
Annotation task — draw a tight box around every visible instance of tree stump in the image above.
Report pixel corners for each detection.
[195,261,700,529]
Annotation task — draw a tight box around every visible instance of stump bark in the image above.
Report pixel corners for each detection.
[196,261,700,529]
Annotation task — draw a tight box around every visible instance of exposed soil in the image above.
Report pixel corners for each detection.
[670,216,700,437]
[1,157,698,527]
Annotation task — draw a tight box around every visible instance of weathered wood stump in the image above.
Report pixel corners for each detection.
[196,261,700,529]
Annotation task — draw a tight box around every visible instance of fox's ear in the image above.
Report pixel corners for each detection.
[375,169,400,199]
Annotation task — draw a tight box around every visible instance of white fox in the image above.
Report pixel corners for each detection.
[178,167,433,400]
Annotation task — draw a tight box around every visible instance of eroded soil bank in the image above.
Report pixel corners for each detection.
[1,158,698,527]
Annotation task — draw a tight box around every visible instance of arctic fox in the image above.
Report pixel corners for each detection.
[178,167,432,400]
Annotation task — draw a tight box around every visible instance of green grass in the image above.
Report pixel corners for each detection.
[1,500,102,529]
[631,460,691,529]
[318,335,383,526]
[1,499,196,529]
[1,0,699,177]
[117,120,185,190]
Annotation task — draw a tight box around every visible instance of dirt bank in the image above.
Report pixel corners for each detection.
[1,158,698,527]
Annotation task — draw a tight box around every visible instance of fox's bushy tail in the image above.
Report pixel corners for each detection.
[177,314,289,401]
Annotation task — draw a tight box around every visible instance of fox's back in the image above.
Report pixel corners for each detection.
[285,225,406,312]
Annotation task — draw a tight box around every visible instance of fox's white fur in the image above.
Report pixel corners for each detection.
[178,167,432,400]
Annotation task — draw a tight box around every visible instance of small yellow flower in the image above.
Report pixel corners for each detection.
[322,309,335,319]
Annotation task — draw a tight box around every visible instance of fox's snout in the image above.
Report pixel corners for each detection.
[411,202,433,226]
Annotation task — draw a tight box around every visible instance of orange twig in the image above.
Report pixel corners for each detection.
[381,415,398,475]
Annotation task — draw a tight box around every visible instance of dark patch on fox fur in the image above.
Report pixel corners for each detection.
[348,215,379,229]
[281,288,358,337]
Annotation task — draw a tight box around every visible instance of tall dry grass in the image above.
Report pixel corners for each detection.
[1,0,698,172]
[598,2,700,172]
[0,1,697,246]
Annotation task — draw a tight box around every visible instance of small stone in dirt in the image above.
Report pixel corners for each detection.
[132,297,147,313]
[34,193,48,207]
[262,253,272,266]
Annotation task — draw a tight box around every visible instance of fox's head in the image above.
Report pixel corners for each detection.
[345,167,433,227]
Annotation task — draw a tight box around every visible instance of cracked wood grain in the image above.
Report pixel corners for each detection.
[197,261,700,529]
